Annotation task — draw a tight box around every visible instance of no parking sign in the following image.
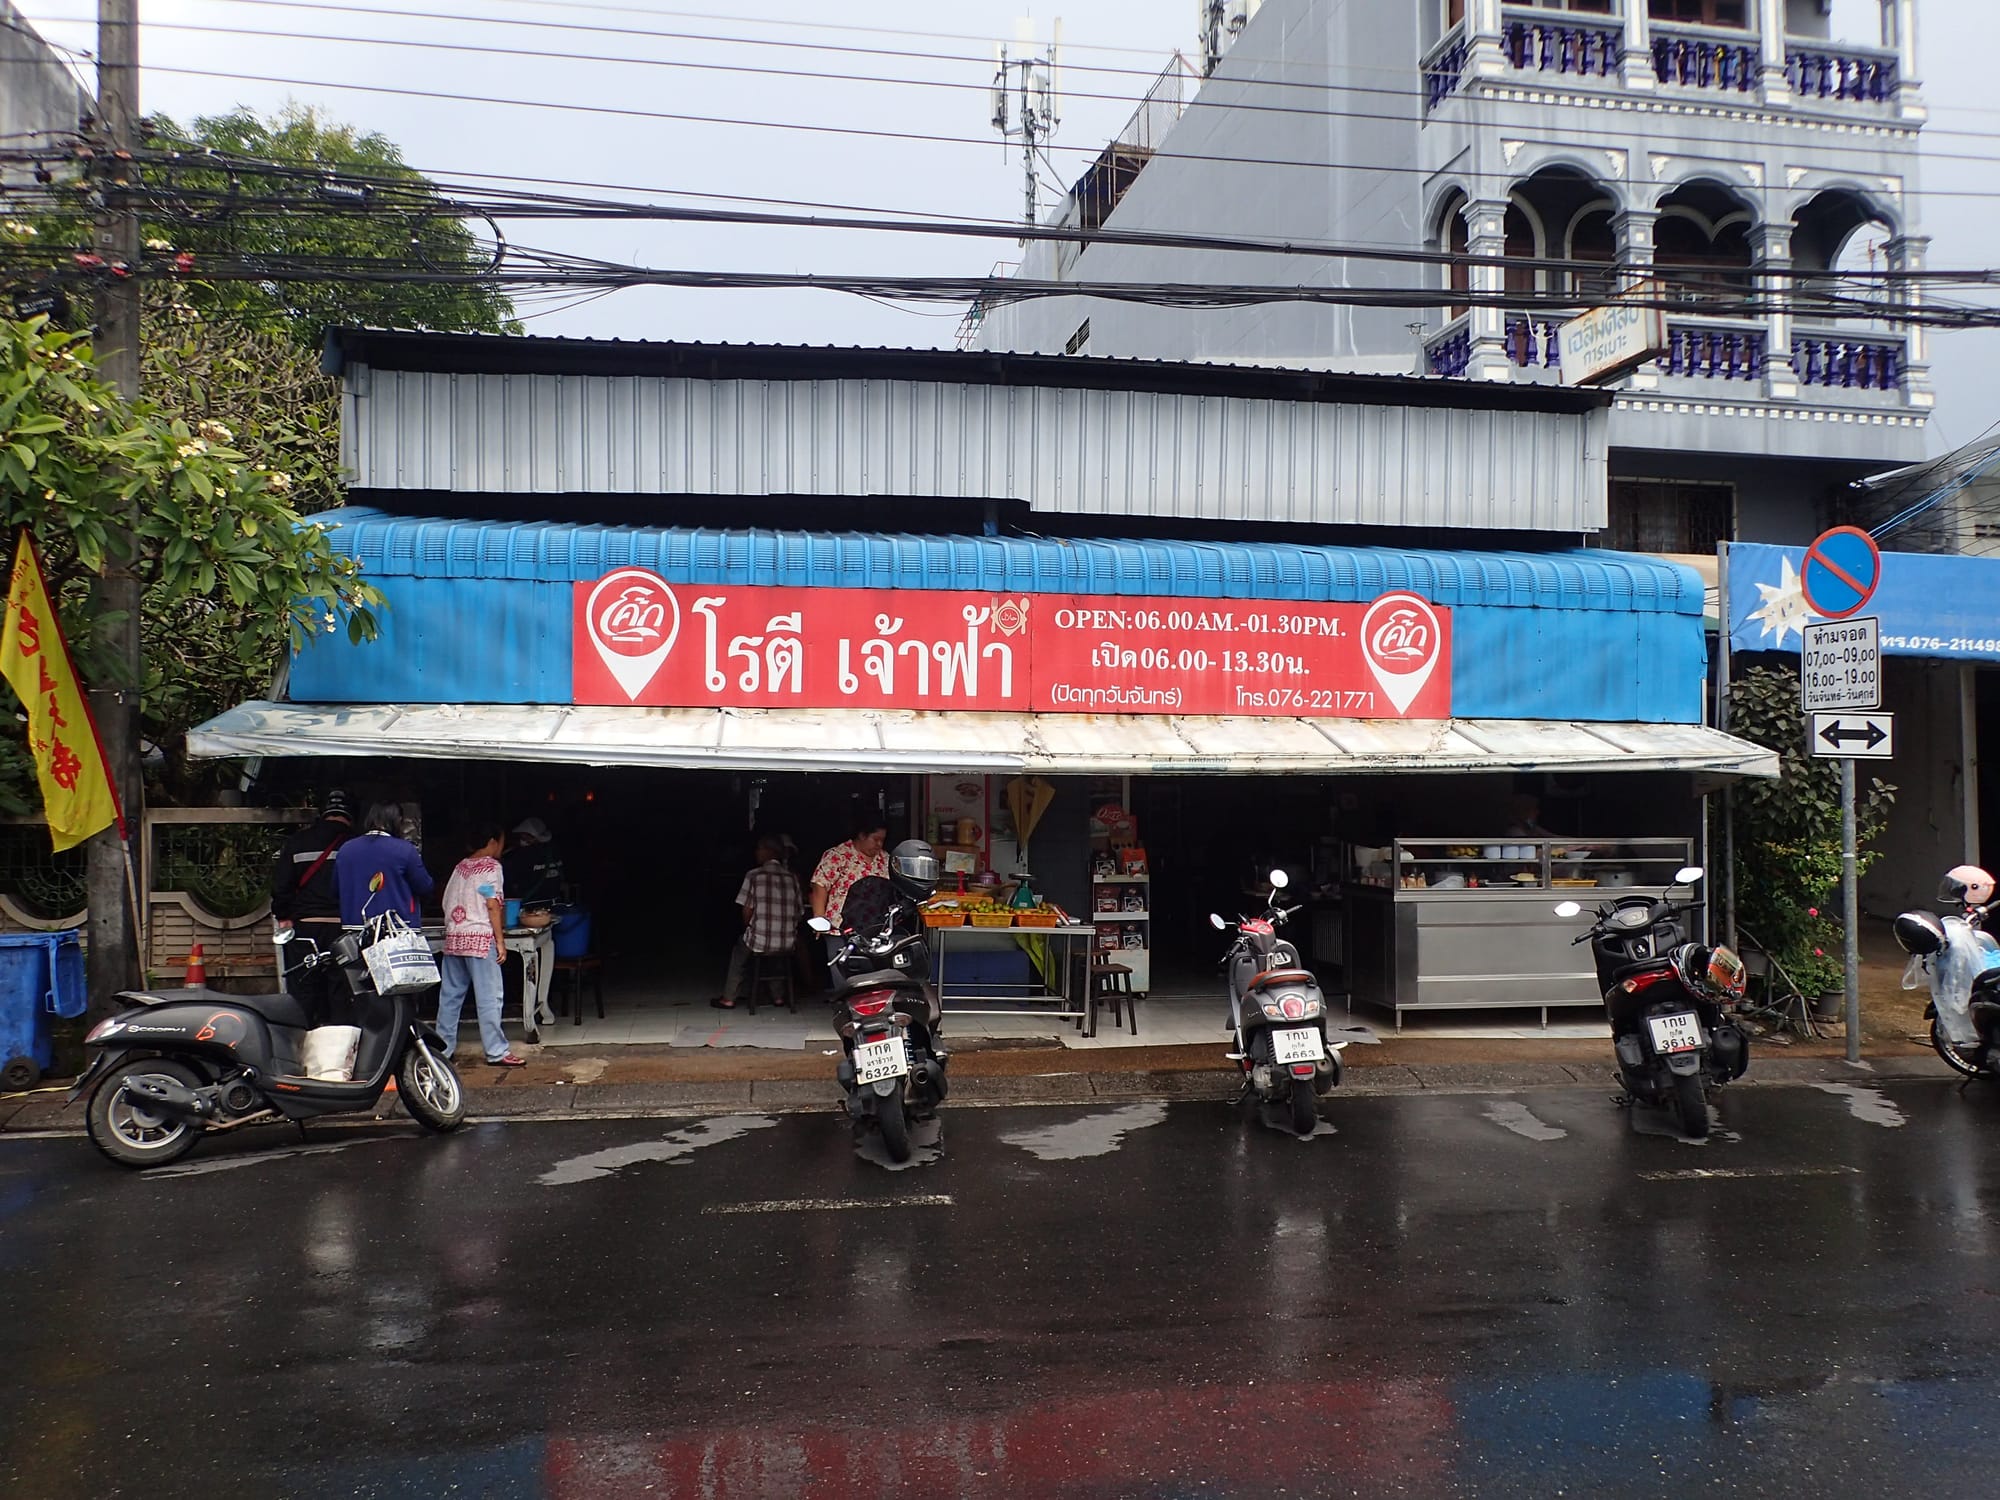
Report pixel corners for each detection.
[1799,526,1882,620]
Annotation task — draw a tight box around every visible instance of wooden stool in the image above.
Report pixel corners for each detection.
[1090,961,1135,1037]
[744,947,795,1015]
[555,955,605,1026]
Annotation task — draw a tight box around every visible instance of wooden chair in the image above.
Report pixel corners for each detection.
[1090,960,1136,1037]
[743,946,795,1015]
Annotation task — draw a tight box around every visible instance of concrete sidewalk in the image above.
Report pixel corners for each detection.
[0,1033,1957,1135]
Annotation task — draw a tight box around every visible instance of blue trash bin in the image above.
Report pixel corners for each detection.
[551,907,593,959]
[0,930,85,1091]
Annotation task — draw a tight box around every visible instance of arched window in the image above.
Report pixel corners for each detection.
[1654,180,1755,303]
[1568,209,1617,300]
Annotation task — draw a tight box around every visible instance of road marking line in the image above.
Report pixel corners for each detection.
[704,1194,955,1214]
[1640,1165,1859,1182]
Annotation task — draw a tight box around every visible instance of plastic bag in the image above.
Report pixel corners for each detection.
[360,912,440,995]
[1931,917,1987,1048]
[301,1025,361,1081]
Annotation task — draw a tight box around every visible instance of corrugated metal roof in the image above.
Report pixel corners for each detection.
[319,507,1702,614]
[325,328,1613,415]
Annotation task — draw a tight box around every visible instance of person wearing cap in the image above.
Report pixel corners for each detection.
[503,817,567,907]
[270,791,355,1024]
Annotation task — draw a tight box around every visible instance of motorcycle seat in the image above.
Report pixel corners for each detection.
[1245,968,1317,994]
[120,984,315,1032]
[835,969,914,996]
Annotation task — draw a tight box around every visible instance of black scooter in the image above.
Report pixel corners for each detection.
[1556,867,1749,1138]
[811,876,948,1164]
[1212,868,1344,1136]
[71,928,465,1169]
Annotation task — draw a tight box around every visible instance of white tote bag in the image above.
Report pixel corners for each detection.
[360,913,441,995]
[301,1025,362,1081]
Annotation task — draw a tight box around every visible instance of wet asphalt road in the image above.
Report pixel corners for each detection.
[4,1078,2000,1498]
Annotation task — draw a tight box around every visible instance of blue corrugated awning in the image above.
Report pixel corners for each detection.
[317,507,1702,615]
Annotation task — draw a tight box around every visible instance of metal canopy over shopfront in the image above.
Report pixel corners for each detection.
[189,701,1776,779]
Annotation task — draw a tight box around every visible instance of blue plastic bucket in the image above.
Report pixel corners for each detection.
[552,907,593,959]
[504,899,523,929]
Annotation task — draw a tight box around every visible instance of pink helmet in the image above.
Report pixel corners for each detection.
[1941,865,1996,907]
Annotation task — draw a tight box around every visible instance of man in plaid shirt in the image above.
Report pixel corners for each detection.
[715,836,803,1009]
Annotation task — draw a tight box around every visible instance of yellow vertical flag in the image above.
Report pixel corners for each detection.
[0,531,123,851]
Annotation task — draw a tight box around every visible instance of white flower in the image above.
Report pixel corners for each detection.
[175,441,203,459]
[145,237,172,251]
[196,419,234,443]
[265,470,294,493]
[2,221,37,239]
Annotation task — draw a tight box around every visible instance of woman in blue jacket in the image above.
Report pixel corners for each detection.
[337,802,436,927]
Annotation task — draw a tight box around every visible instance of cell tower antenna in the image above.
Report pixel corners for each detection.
[988,17,1062,239]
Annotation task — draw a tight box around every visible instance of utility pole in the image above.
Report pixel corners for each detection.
[85,0,144,1014]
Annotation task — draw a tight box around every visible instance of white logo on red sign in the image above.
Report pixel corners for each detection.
[1360,591,1443,715]
[585,567,680,701]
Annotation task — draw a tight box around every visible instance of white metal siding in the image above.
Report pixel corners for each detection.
[346,364,1605,532]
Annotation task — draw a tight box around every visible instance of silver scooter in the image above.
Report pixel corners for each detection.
[1212,869,1345,1135]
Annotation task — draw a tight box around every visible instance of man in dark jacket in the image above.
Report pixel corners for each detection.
[270,791,354,1024]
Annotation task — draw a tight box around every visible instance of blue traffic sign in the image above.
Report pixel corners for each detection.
[1800,526,1882,620]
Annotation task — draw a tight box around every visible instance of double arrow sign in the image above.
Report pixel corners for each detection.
[1809,712,1894,760]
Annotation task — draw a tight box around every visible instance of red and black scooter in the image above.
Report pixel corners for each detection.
[71,928,465,1169]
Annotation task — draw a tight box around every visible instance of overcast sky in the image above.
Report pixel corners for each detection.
[23,0,2000,455]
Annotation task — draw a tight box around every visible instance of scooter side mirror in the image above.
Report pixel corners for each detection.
[807,917,833,934]
[1553,901,1583,919]
[1209,913,1228,930]
[272,926,296,946]
[1268,869,1290,890]
[1673,866,1705,886]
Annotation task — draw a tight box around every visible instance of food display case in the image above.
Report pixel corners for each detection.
[1344,837,1696,1028]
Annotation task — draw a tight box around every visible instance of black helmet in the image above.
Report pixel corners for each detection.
[1894,909,1947,957]
[889,839,940,902]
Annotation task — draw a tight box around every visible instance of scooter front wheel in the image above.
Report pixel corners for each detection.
[1672,1072,1710,1138]
[396,1042,466,1131]
[1288,1078,1319,1136]
[1930,1019,1997,1080]
[875,1087,912,1163]
[86,1057,203,1169]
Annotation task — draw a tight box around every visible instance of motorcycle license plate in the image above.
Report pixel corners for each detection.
[853,1036,909,1085]
[1272,1027,1325,1065]
[1646,1012,1703,1054]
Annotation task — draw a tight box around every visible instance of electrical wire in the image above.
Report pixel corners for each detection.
[37,10,2000,178]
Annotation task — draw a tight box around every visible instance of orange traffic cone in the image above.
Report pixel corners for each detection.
[184,942,206,986]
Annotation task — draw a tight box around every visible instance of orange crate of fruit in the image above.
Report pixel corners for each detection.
[922,910,965,928]
[968,911,1016,928]
[1014,912,1059,928]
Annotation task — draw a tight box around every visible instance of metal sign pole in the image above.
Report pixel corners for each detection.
[1716,541,1737,952]
[1841,756,1861,1065]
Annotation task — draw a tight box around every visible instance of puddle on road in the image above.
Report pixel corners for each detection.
[147,1134,408,1179]
[538,1115,778,1185]
[1001,1101,1169,1161]
[1483,1100,1568,1142]
[854,1114,944,1172]
[1251,1102,1339,1141]
[561,1058,609,1085]
[1813,1082,1907,1128]
[1626,1101,1742,1147]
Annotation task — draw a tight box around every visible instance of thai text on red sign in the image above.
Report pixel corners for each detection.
[572,571,1452,719]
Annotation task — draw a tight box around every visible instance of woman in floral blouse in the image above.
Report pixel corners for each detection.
[811,820,890,930]
[437,822,526,1067]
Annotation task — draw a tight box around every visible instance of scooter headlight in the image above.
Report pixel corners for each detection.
[1259,998,1284,1020]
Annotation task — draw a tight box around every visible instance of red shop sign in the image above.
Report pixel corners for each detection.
[572,572,1451,719]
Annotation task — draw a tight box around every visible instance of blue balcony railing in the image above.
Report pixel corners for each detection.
[1425,30,1471,112]
[1503,17,1622,80]
[1663,323,1766,381]
[1785,44,1898,105]
[1793,334,1904,390]
[1652,26,1759,92]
